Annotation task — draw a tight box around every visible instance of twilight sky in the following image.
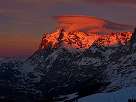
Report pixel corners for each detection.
[0,0,136,57]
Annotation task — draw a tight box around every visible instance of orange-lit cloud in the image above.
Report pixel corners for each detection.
[55,15,133,32]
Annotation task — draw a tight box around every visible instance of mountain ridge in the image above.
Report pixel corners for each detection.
[39,28,132,50]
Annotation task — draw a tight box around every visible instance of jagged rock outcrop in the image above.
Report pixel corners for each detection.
[39,28,132,50]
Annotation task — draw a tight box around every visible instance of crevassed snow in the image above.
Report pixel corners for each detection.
[78,87,136,102]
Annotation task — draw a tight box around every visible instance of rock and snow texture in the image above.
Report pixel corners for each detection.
[39,27,132,50]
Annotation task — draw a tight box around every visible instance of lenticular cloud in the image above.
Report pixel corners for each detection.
[54,15,133,33]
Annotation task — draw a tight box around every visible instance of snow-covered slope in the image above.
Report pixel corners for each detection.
[79,87,136,102]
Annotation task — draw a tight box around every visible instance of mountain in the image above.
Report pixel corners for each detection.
[0,27,136,102]
[22,28,136,101]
